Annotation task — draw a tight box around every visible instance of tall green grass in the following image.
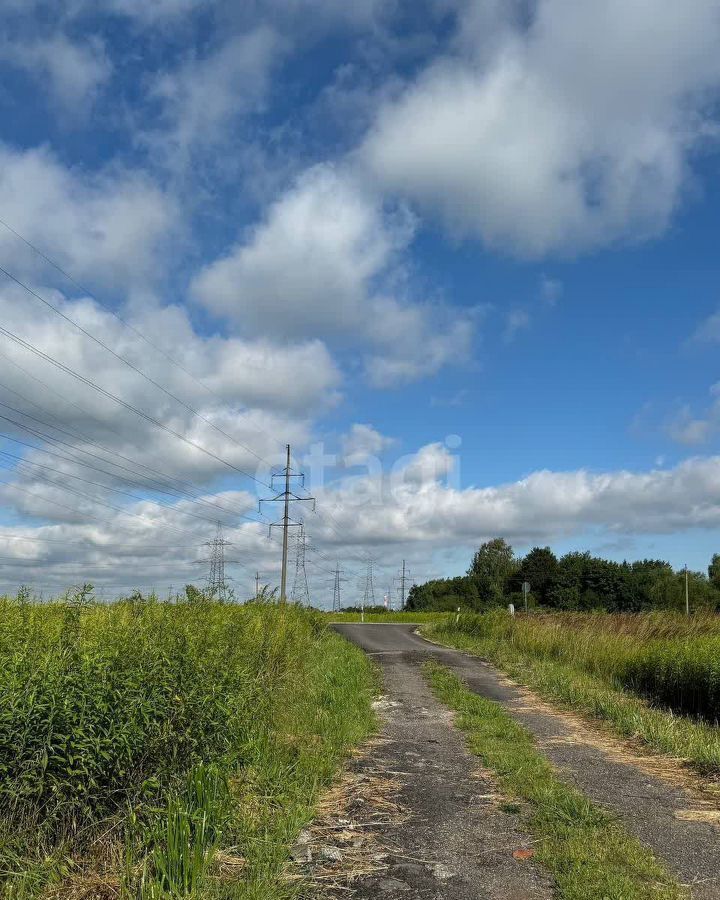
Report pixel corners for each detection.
[425,611,720,773]
[438,611,720,722]
[0,598,377,898]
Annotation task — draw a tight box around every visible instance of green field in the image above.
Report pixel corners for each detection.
[424,610,720,773]
[0,598,377,899]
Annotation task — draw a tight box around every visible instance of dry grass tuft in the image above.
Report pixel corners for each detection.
[285,741,409,897]
[674,808,720,824]
[43,872,121,900]
[504,677,720,802]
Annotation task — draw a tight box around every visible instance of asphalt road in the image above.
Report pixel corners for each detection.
[330,623,552,899]
[332,623,720,899]
[333,622,440,654]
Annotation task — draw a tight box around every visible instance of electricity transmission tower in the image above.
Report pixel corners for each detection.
[361,560,376,609]
[290,529,311,606]
[205,521,232,602]
[395,559,409,609]
[332,563,347,612]
[260,444,315,603]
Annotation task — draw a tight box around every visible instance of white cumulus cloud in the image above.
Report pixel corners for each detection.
[191,163,476,385]
[342,423,396,465]
[0,144,177,292]
[363,0,720,256]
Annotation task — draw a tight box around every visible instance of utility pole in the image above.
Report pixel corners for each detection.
[280,444,291,604]
[685,564,689,616]
[400,559,407,610]
[255,571,260,600]
[260,444,315,603]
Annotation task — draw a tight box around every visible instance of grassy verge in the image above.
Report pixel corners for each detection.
[424,615,720,774]
[0,600,377,899]
[213,619,378,899]
[437,610,720,721]
[425,663,684,900]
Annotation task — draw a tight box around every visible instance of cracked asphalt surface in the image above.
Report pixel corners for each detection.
[333,623,720,899]
[330,625,552,899]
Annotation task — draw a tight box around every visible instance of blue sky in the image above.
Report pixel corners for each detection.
[0,0,719,601]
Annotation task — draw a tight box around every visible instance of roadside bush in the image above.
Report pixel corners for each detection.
[0,597,377,898]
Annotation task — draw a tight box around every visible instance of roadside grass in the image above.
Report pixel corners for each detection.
[424,614,720,775]
[210,623,378,899]
[425,663,685,900]
[491,612,720,722]
[460,610,720,722]
[0,599,377,899]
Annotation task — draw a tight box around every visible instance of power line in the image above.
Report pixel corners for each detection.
[0,320,272,489]
[0,421,265,529]
[0,217,392,567]
[0,386,274,527]
[0,533,198,549]
[0,384,369,580]
[0,464,218,543]
[0,449,241,529]
[0,262,274,469]
[0,231,384,582]
[0,214,284,457]
[0,335,372,576]
[0,555,211,570]
[0,456,340,582]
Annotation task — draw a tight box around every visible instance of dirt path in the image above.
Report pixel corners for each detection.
[332,623,720,899]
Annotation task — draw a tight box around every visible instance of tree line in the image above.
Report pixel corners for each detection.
[406,539,720,613]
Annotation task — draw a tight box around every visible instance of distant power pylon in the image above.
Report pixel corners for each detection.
[205,521,232,602]
[394,559,410,609]
[361,560,376,609]
[332,563,347,612]
[291,529,311,606]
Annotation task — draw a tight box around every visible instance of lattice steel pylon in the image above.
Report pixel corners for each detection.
[361,560,376,608]
[205,521,232,602]
[332,563,347,612]
[290,528,311,606]
[394,559,411,609]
